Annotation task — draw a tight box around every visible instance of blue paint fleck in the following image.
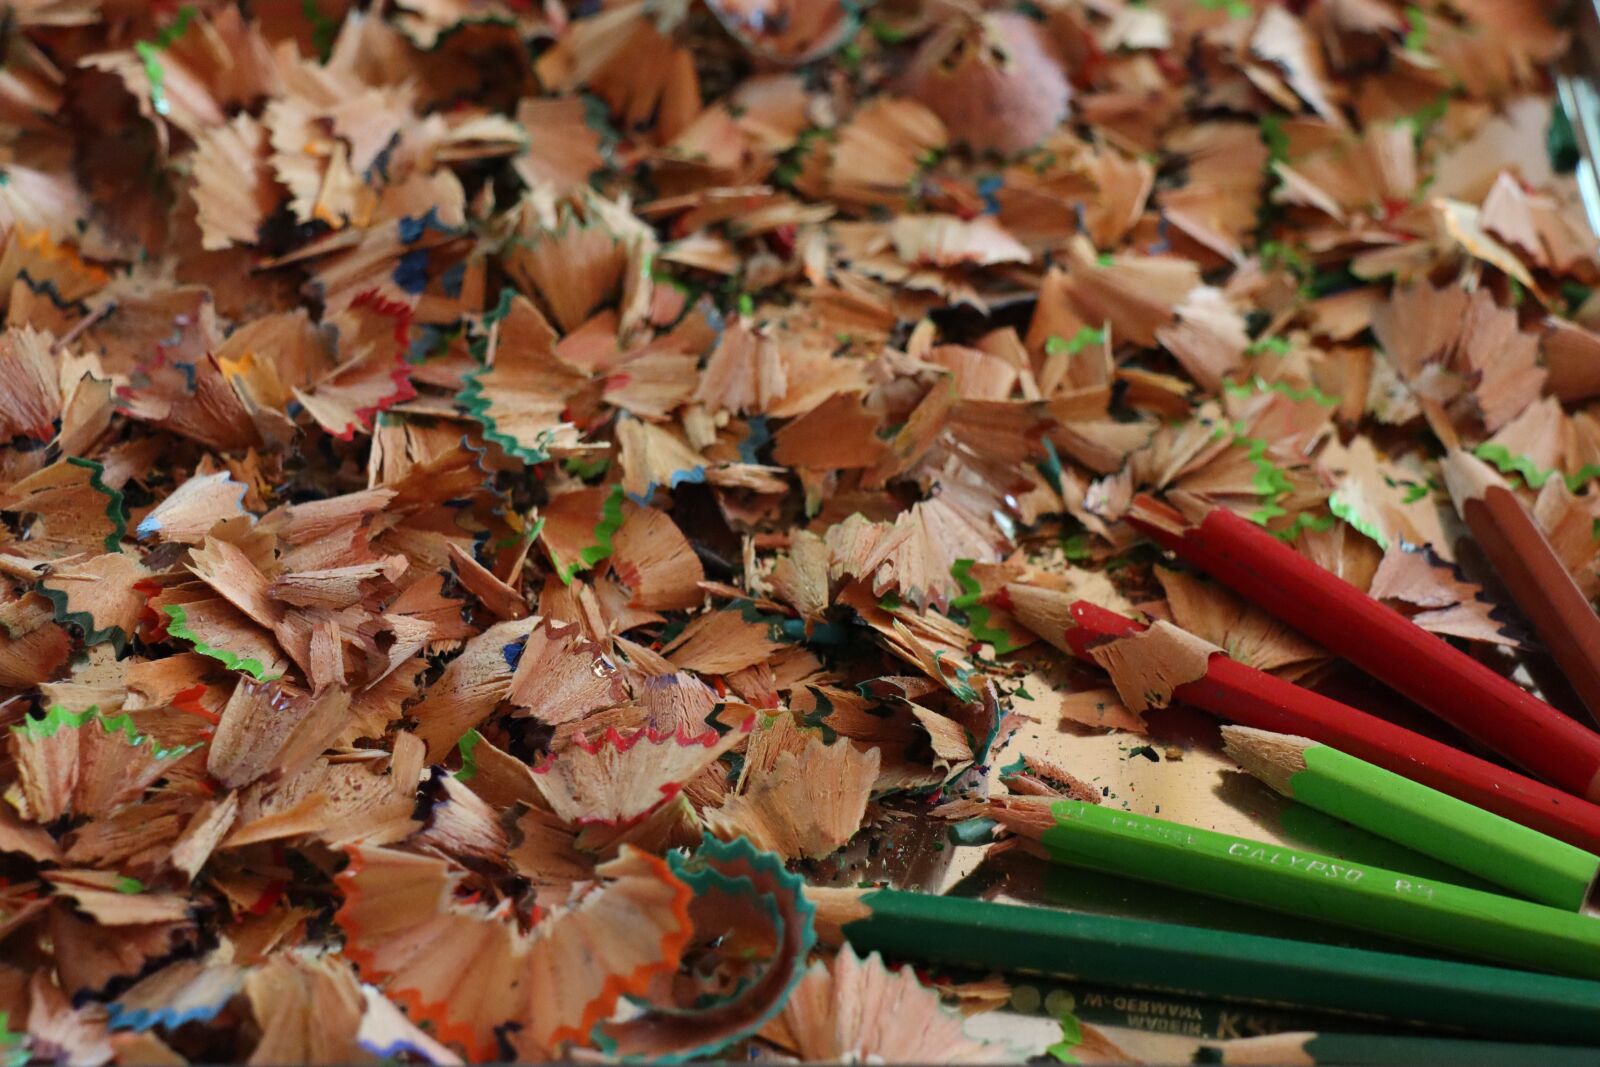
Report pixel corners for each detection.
[394,249,430,295]
[976,174,1003,215]
[739,416,771,463]
[441,261,466,299]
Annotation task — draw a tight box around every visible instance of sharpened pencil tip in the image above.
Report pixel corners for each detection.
[1221,725,1310,798]
[1439,448,1507,510]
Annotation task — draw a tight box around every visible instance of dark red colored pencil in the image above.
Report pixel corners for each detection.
[1442,449,1600,728]
[1062,600,1600,856]
[1127,495,1600,802]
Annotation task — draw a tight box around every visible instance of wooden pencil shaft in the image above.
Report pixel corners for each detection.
[1066,601,1600,855]
[1229,728,1600,911]
[1461,486,1600,726]
[1035,801,1600,979]
[833,888,1600,1042]
[1128,498,1600,801]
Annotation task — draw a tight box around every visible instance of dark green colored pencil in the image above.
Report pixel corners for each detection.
[808,886,1600,1043]
[1197,1031,1600,1065]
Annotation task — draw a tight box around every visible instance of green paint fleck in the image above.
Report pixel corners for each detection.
[1046,1010,1086,1063]
[1245,336,1292,357]
[301,0,339,61]
[869,19,910,44]
[0,1010,23,1067]
[135,6,199,118]
[1038,439,1066,494]
[1233,435,1294,528]
[115,876,145,895]
[1259,239,1310,278]
[1260,115,1290,165]
[1401,92,1451,139]
[1403,6,1428,52]
[1551,101,1581,173]
[1561,280,1592,314]
[455,729,482,782]
[1045,326,1107,357]
[1270,510,1337,543]
[563,454,611,480]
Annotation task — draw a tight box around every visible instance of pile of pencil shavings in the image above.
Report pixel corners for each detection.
[0,0,1589,1062]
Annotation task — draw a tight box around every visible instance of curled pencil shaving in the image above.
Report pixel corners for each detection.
[1086,621,1221,714]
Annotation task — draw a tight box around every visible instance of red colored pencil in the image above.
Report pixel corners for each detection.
[1127,495,1600,802]
[1063,600,1600,856]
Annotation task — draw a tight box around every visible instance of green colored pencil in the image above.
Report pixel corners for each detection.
[1197,1031,1600,1066]
[992,798,1600,979]
[1225,725,1600,911]
[807,886,1600,1042]
[993,973,1325,1040]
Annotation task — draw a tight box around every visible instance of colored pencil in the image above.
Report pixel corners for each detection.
[1223,726,1600,911]
[1199,1031,1600,1066]
[1125,494,1600,801]
[805,885,1600,1042]
[993,972,1329,1041]
[993,798,1600,979]
[1063,599,1600,856]
[1442,448,1600,727]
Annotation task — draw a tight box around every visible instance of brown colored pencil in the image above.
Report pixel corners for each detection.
[1441,449,1600,727]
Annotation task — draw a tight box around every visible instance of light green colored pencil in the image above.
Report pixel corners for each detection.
[991,797,1600,979]
[1223,725,1600,911]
